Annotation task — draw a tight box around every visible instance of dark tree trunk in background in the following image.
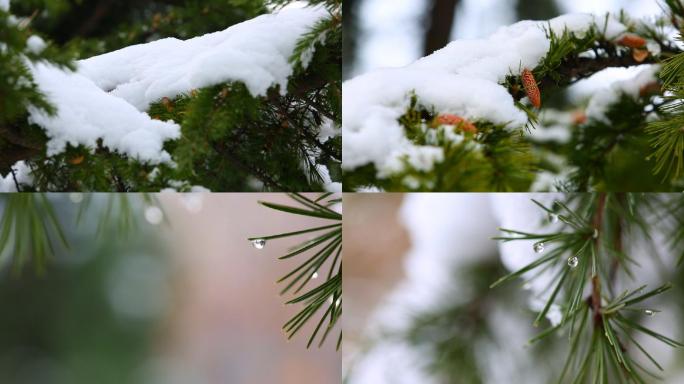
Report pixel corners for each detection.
[515,0,560,21]
[343,0,359,79]
[423,0,459,56]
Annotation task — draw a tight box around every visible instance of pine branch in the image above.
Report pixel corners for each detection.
[0,194,159,275]
[492,193,684,382]
[250,193,342,349]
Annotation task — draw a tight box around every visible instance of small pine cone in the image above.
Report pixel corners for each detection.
[435,114,478,133]
[521,68,541,108]
[162,97,174,112]
[69,155,85,165]
[616,33,647,48]
[632,48,649,63]
[571,110,587,125]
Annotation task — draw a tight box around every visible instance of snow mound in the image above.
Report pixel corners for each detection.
[27,6,326,165]
[586,64,659,123]
[78,6,327,111]
[28,63,180,164]
[342,13,627,176]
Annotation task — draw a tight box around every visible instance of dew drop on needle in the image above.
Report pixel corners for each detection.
[251,239,266,249]
[533,242,545,254]
[567,256,579,268]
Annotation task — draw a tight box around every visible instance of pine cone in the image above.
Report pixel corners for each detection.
[521,68,541,108]
[435,114,478,133]
[616,33,647,48]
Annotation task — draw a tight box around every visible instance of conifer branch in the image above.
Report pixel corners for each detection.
[492,193,684,382]
[250,193,342,349]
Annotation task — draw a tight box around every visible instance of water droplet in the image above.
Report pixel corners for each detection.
[549,213,559,223]
[251,239,266,249]
[644,309,655,316]
[592,228,599,239]
[311,271,319,279]
[533,242,545,254]
[144,206,164,225]
[567,256,579,268]
[69,192,83,203]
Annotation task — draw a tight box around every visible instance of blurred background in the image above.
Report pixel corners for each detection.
[0,193,340,384]
[343,193,684,383]
[344,0,663,80]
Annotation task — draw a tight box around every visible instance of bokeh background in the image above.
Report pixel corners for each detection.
[343,193,684,383]
[0,193,340,384]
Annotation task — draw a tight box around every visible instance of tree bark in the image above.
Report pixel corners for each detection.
[424,0,459,56]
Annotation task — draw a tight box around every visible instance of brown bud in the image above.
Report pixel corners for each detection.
[632,48,649,63]
[69,155,85,165]
[571,110,587,125]
[639,81,661,97]
[434,114,478,134]
[162,97,174,112]
[616,33,647,48]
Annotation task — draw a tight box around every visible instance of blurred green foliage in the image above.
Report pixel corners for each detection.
[0,194,166,384]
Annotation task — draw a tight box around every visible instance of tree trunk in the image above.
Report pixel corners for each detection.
[424,0,459,56]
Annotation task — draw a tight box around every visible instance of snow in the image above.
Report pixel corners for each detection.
[24,6,327,168]
[342,13,627,177]
[28,63,181,164]
[26,35,46,53]
[585,64,659,123]
[0,161,32,192]
[77,6,327,111]
[343,69,525,172]
[547,13,626,39]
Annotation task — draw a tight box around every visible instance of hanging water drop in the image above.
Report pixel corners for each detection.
[644,309,655,316]
[567,256,579,268]
[533,242,545,254]
[251,239,266,249]
[592,228,599,239]
[311,271,319,279]
[549,213,559,223]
